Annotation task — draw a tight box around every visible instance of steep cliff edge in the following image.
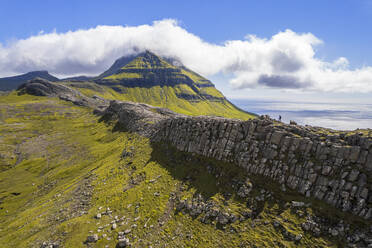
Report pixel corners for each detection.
[103,100,372,221]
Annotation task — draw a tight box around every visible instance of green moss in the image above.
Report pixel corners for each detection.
[173,84,198,96]
[199,86,225,98]
[104,72,142,80]
[180,68,212,86]
[69,82,255,120]
[122,55,175,70]
[0,94,129,247]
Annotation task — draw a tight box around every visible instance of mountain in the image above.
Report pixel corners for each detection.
[64,51,255,119]
[0,52,254,119]
[97,51,218,94]
[0,71,59,91]
[97,54,137,79]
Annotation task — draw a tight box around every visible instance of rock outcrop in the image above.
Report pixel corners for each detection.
[101,100,182,136]
[18,78,109,110]
[103,101,372,220]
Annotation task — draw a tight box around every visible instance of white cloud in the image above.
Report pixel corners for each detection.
[0,19,372,93]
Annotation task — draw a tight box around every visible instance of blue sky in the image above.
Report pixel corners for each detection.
[1,0,372,102]
[1,0,371,67]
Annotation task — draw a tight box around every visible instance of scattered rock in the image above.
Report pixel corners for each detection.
[273,220,280,228]
[116,238,130,248]
[41,241,59,248]
[86,234,98,243]
[294,234,303,241]
[237,179,253,198]
[291,201,305,208]
[121,149,133,158]
[330,228,339,237]
[217,213,229,225]
[117,231,130,248]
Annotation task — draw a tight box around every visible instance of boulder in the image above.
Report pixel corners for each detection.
[86,234,98,243]
[116,237,130,248]
[291,201,305,208]
[217,213,229,225]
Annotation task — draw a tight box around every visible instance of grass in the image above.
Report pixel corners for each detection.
[173,84,199,96]
[199,86,225,98]
[0,92,341,247]
[104,72,143,80]
[120,54,176,70]
[67,82,255,120]
[0,93,129,247]
[180,68,213,86]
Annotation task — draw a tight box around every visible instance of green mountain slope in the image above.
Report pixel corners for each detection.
[0,93,342,247]
[65,51,255,119]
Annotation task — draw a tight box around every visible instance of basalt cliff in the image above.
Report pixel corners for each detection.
[103,98,372,221]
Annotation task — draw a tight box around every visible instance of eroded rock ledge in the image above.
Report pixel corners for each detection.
[103,101,372,220]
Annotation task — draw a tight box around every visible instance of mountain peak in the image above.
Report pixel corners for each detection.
[98,51,169,79]
[121,51,174,70]
[142,50,159,58]
[94,51,228,103]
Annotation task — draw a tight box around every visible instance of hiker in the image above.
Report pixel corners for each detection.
[279,115,282,122]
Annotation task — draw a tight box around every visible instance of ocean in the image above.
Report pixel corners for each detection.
[231,99,372,131]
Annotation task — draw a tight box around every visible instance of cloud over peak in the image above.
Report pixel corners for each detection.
[0,19,371,93]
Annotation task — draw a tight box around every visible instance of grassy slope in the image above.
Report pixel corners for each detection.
[65,82,254,120]
[0,93,336,247]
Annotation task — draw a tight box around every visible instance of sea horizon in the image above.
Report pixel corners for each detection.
[232,98,372,131]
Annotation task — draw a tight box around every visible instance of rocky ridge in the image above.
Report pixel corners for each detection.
[102,101,372,221]
[154,117,372,220]
[18,77,109,110]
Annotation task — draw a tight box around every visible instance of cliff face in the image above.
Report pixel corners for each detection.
[104,101,372,220]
